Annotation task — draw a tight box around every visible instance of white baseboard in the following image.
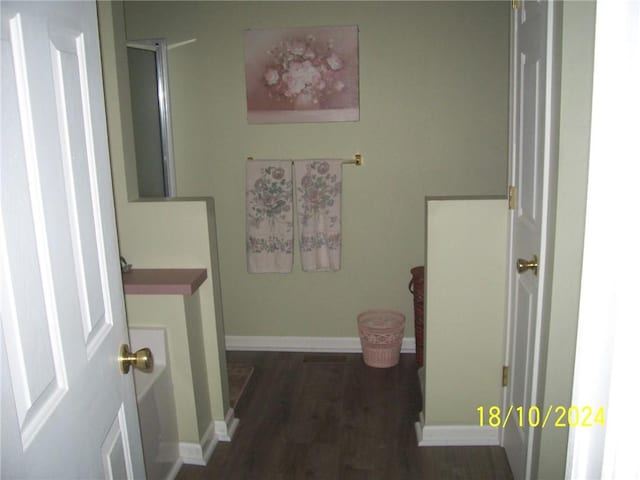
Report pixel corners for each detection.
[179,409,239,465]
[414,421,500,446]
[225,335,417,353]
[200,420,219,465]
[215,408,239,442]
[178,442,208,466]
[165,457,183,480]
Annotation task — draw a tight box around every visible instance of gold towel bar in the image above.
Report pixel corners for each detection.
[247,153,363,166]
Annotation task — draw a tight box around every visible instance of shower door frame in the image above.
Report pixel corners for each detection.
[126,38,177,197]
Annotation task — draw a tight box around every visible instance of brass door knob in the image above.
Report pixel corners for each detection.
[119,344,153,374]
[516,255,538,276]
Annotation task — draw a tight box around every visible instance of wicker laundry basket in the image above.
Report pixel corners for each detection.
[409,266,425,367]
[357,310,406,368]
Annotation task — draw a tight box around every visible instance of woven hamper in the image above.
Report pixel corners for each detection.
[357,310,405,368]
[409,266,425,367]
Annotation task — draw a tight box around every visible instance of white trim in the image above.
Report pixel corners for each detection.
[178,409,239,465]
[215,408,239,442]
[164,457,183,480]
[225,335,416,353]
[179,427,216,466]
[178,442,206,466]
[199,420,218,465]
[167,39,197,51]
[415,422,500,447]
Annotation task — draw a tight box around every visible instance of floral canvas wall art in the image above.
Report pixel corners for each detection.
[244,26,359,124]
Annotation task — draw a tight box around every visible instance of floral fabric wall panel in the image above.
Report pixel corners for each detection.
[246,161,294,273]
[294,160,342,272]
[244,26,359,124]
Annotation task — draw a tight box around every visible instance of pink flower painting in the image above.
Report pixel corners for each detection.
[244,26,359,124]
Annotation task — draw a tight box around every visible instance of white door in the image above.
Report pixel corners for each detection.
[502,1,560,479]
[1,1,145,478]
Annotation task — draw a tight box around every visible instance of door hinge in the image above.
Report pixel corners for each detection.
[502,366,509,387]
[508,185,517,210]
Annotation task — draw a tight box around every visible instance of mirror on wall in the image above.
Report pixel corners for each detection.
[127,39,176,198]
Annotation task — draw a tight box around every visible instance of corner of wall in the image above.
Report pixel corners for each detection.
[96,0,139,211]
[536,2,596,478]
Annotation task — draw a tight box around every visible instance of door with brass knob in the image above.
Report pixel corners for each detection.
[1,2,146,475]
[119,344,154,374]
[516,255,538,276]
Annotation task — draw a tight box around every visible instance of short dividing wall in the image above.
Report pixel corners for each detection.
[120,201,237,467]
[416,197,508,446]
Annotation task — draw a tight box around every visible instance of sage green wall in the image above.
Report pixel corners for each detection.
[123,2,509,337]
[536,2,595,478]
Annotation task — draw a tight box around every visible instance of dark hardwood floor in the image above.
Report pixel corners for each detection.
[177,351,513,480]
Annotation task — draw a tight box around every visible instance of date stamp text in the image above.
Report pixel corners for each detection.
[477,405,605,428]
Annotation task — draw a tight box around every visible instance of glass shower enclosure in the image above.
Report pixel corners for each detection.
[126,39,176,198]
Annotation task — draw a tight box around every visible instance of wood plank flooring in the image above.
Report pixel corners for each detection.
[177,351,513,480]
